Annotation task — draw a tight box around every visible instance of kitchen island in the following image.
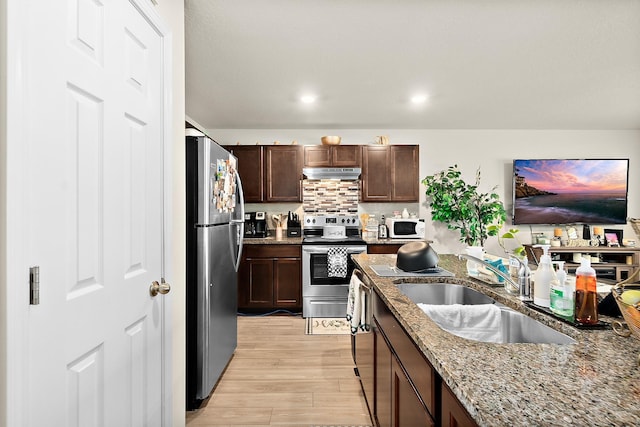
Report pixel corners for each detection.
[352,253,640,426]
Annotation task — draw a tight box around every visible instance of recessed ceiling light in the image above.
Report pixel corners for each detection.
[411,94,428,104]
[300,94,317,104]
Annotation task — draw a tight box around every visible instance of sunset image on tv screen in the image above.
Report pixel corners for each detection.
[513,159,629,225]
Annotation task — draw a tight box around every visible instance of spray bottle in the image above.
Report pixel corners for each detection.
[575,258,598,325]
[549,261,575,321]
[533,244,553,308]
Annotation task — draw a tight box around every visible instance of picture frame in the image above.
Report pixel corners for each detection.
[566,226,579,240]
[604,229,623,247]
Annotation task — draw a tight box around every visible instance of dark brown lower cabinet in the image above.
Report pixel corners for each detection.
[238,244,301,312]
[375,323,392,427]
[367,243,403,255]
[363,291,477,427]
[393,356,436,427]
[441,382,477,427]
[355,331,375,418]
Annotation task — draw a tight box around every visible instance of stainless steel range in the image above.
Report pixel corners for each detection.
[302,214,367,318]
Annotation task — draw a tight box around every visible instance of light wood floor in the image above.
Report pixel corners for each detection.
[185,315,373,426]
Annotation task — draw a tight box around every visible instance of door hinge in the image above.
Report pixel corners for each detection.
[29,266,40,305]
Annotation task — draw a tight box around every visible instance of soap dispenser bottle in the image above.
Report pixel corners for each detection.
[549,261,575,321]
[575,258,598,325]
[533,244,553,308]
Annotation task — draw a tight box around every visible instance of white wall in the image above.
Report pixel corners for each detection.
[0,0,8,421]
[209,129,640,256]
[152,1,185,426]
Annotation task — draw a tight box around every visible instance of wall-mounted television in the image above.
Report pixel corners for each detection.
[512,159,629,225]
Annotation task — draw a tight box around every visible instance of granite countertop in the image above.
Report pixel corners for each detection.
[244,236,425,245]
[363,237,428,245]
[352,253,640,426]
[243,235,303,245]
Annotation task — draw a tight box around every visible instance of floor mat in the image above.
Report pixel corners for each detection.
[305,317,352,335]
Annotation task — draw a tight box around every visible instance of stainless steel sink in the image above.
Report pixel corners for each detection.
[397,283,576,344]
[396,283,496,305]
[498,308,576,344]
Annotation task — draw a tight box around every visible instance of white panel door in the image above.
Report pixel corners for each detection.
[17,0,169,426]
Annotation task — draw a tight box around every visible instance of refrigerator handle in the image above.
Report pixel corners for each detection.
[230,171,245,272]
[235,168,245,223]
[230,219,244,272]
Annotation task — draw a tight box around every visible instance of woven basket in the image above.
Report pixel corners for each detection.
[611,267,640,336]
[611,268,640,365]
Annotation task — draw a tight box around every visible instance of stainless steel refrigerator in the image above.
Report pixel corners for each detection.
[185,130,244,410]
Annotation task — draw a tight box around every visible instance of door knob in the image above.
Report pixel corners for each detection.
[150,279,171,297]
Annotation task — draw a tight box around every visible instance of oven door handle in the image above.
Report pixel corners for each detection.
[302,245,367,254]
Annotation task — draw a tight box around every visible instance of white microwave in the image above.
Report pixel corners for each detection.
[385,218,426,239]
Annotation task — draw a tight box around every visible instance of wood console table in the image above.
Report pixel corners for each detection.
[524,244,640,282]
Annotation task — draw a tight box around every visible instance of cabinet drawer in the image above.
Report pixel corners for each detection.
[367,244,403,254]
[244,244,301,259]
[373,292,437,417]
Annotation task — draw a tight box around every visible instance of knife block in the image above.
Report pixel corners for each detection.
[287,218,301,237]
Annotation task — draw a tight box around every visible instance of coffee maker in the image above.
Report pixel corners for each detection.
[244,211,267,238]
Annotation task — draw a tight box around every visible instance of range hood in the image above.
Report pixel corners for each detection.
[302,167,361,180]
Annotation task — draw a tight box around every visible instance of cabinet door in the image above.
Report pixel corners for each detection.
[374,320,392,427]
[392,357,435,427]
[362,146,391,201]
[367,244,403,254]
[355,331,374,416]
[304,145,362,167]
[303,145,331,167]
[273,258,301,307]
[391,145,419,202]
[441,382,478,427]
[224,145,264,202]
[265,146,303,202]
[332,145,361,167]
[240,258,274,308]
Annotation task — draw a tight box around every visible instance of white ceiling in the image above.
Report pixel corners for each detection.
[185,0,640,130]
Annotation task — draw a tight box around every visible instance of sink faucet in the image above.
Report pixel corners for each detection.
[457,253,532,301]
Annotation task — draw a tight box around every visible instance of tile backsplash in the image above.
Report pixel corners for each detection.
[302,179,359,213]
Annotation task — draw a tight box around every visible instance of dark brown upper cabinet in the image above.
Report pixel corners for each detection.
[264,145,303,202]
[225,145,264,203]
[361,145,419,202]
[225,145,303,203]
[303,145,362,167]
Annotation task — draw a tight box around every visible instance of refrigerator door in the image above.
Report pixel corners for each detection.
[195,224,238,400]
[195,136,240,226]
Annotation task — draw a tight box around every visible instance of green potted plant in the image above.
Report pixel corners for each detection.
[422,164,506,247]
[489,225,526,258]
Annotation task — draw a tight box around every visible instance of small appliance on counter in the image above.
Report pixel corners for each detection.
[287,211,301,237]
[244,211,267,238]
[378,215,388,239]
[385,217,426,239]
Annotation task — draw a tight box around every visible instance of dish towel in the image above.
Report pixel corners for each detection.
[327,246,348,278]
[346,272,371,334]
[417,303,503,343]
